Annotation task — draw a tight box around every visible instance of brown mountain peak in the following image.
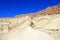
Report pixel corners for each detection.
[15,4,60,17]
[35,4,60,16]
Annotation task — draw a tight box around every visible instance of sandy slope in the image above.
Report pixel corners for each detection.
[0,4,60,40]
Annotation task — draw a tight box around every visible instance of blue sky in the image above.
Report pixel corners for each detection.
[0,0,60,17]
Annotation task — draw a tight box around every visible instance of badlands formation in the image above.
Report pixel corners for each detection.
[0,4,60,40]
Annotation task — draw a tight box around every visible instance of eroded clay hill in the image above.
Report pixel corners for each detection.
[0,4,60,33]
